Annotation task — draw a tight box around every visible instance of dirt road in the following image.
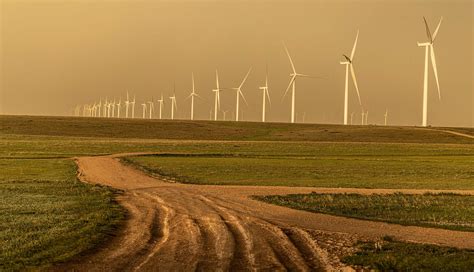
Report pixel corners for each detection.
[59,154,474,271]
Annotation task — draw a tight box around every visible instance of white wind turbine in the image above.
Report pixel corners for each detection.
[147,98,154,119]
[350,112,354,125]
[282,43,318,123]
[365,110,369,125]
[169,93,177,120]
[232,68,251,122]
[116,98,121,118]
[97,99,102,117]
[222,110,229,121]
[131,95,136,118]
[212,70,226,121]
[186,73,202,120]
[157,94,164,119]
[259,68,271,122]
[384,109,388,126]
[125,92,130,118]
[103,98,108,117]
[340,30,362,125]
[141,102,147,119]
[418,16,443,127]
[111,98,116,118]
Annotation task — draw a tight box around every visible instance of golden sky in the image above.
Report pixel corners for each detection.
[1,0,473,126]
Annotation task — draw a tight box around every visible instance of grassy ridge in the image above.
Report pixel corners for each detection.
[1,115,472,144]
[124,153,474,189]
[256,193,474,232]
[0,159,124,270]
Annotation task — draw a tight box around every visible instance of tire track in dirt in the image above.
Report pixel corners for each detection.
[55,154,474,271]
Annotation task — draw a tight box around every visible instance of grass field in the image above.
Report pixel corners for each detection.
[256,193,474,232]
[0,158,123,270]
[124,152,474,189]
[343,237,474,272]
[0,115,473,269]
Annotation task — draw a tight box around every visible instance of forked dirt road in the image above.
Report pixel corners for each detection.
[59,154,474,271]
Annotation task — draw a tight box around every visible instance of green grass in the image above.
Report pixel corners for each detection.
[343,237,474,271]
[124,153,474,189]
[256,193,474,232]
[0,159,124,270]
[0,115,472,269]
[2,115,473,144]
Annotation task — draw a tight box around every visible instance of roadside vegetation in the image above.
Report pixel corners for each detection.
[343,236,474,271]
[0,158,123,270]
[256,193,474,231]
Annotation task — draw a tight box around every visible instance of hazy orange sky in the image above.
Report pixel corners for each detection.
[1,0,473,127]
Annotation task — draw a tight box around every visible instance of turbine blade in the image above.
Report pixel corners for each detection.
[283,42,296,73]
[350,29,359,60]
[266,89,271,107]
[350,64,362,105]
[430,45,441,100]
[423,17,433,43]
[192,72,195,93]
[239,67,252,89]
[282,76,296,101]
[240,90,249,106]
[215,70,220,90]
[432,16,443,42]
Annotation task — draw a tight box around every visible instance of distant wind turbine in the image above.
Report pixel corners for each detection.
[340,30,362,125]
[116,98,121,118]
[186,73,202,120]
[169,93,177,120]
[232,68,251,122]
[282,43,319,123]
[365,110,369,125]
[259,68,271,122]
[148,98,154,119]
[141,103,147,119]
[131,95,136,118]
[157,94,164,119]
[212,70,226,121]
[418,16,443,127]
[384,109,388,126]
[125,92,130,118]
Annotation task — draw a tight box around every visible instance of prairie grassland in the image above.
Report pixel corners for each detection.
[0,158,123,270]
[343,237,474,272]
[256,193,474,231]
[124,153,474,189]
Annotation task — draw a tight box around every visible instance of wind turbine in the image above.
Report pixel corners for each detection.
[148,98,154,119]
[111,98,116,118]
[340,30,362,125]
[384,109,388,126]
[141,102,147,119]
[103,98,108,117]
[186,73,202,120]
[418,16,443,127]
[169,93,177,120]
[131,95,136,118]
[361,110,365,125]
[350,112,354,125]
[117,98,121,118]
[212,70,226,121]
[259,68,271,122]
[157,94,164,119]
[365,110,369,125]
[222,110,229,121]
[125,92,130,118]
[282,43,318,123]
[232,68,251,122]
[97,99,102,117]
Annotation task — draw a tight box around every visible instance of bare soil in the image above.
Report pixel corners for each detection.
[55,154,474,271]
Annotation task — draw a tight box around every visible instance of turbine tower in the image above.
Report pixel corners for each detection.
[157,94,164,119]
[187,73,202,120]
[232,68,251,122]
[141,102,147,119]
[131,95,136,118]
[282,43,318,123]
[212,70,226,121]
[169,94,177,120]
[340,30,362,125]
[147,98,154,119]
[418,16,442,127]
[259,68,271,122]
[116,99,121,118]
[125,92,130,118]
[384,109,388,126]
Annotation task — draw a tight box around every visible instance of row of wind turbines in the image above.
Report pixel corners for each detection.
[74,17,442,127]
